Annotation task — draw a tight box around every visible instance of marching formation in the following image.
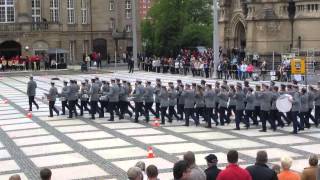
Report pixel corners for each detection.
[27,76,320,134]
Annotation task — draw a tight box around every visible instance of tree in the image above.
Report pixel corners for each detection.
[141,0,212,56]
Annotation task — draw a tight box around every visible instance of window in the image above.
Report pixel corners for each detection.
[125,0,132,10]
[81,0,88,24]
[125,24,131,32]
[83,40,89,55]
[69,40,76,62]
[110,18,115,30]
[32,0,41,22]
[125,9,132,19]
[0,0,15,23]
[67,0,75,24]
[109,0,114,11]
[50,0,59,22]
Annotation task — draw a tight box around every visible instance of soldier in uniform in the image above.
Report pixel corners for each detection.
[154,79,162,118]
[168,82,179,122]
[252,85,261,126]
[159,86,170,124]
[143,81,156,122]
[245,87,256,125]
[234,84,248,130]
[257,84,276,132]
[47,82,59,117]
[132,80,145,122]
[270,86,284,128]
[95,77,102,89]
[290,85,302,134]
[307,86,317,126]
[60,80,69,115]
[204,84,217,128]
[89,78,100,120]
[182,84,198,126]
[106,79,120,121]
[300,87,309,130]
[119,80,133,118]
[99,80,109,118]
[67,80,78,118]
[279,84,290,125]
[214,82,221,121]
[227,85,236,122]
[79,81,90,116]
[195,85,205,122]
[315,82,320,125]
[27,76,39,111]
[218,85,229,126]
[177,84,185,120]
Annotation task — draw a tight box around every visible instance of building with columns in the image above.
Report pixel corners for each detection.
[219,0,320,57]
[0,0,141,64]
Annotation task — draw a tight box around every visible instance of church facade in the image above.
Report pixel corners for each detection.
[219,0,320,56]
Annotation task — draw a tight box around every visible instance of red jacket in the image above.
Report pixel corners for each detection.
[217,164,252,180]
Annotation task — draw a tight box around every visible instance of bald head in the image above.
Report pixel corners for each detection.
[183,151,196,166]
[9,174,21,180]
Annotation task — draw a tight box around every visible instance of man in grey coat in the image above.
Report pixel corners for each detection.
[67,80,79,118]
[143,81,156,122]
[257,84,276,132]
[47,82,59,117]
[89,79,100,120]
[60,81,70,115]
[27,76,39,111]
[182,84,198,126]
[132,80,145,123]
[106,79,120,121]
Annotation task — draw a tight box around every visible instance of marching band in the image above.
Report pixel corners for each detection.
[37,77,320,135]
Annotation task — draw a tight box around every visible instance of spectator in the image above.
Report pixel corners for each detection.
[146,164,159,180]
[183,151,206,180]
[278,156,300,180]
[204,154,221,180]
[272,164,281,174]
[136,161,147,180]
[217,150,252,180]
[40,168,52,180]
[301,154,318,180]
[127,167,143,180]
[246,150,278,180]
[173,160,191,180]
[8,174,21,180]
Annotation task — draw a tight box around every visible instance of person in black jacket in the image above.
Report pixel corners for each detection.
[204,154,221,180]
[246,151,278,180]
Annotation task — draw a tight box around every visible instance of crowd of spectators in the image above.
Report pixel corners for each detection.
[137,48,293,82]
[7,150,319,179]
[126,150,319,180]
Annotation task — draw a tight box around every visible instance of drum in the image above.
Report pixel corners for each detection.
[276,94,293,113]
[99,95,108,101]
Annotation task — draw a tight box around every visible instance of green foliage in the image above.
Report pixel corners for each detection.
[141,0,213,56]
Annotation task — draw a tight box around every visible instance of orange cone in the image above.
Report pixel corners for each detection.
[27,112,32,118]
[147,146,155,158]
[152,117,160,127]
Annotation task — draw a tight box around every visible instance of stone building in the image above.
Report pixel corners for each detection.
[0,0,140,64]
[219,0,320,56]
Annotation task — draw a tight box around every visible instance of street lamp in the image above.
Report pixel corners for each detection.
[287,0,296,52]
[212,0,219,79]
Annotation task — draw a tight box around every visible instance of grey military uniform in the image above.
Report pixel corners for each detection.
[271,92,280,110]
[107,84,120,102]
[256,91,273,111]
[68,84,79,101]
[308,91,315,109]
[204,90,215,108]
[195,93,205,108]
[48,87,58,101]
[300,93,309,112]
[218,92,228,108]
[27,80,37,96]
[133,85,144,103]
[314,90,320,106]
[245,93,255,110]
[228,91,236,107]
[154,86,161,103]
[79,86,89,101]
[291,92,301,112]
[144,86,154,103]
[234,91,245,110]
[159,89,169,107]
[60,85,69,100]
[119,84,129,102]
[89,83,100,101]
[168,88,178,106]
[182,89,195,109]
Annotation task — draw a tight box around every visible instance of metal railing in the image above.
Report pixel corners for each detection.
[0,22,62,32]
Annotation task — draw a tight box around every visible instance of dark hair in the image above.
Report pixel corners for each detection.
[173,160,189,179]
[40,168,52,180]
[146,165,158,178]
[227,150,238,163]
[183,151,195,167]
[256,151,268,164]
